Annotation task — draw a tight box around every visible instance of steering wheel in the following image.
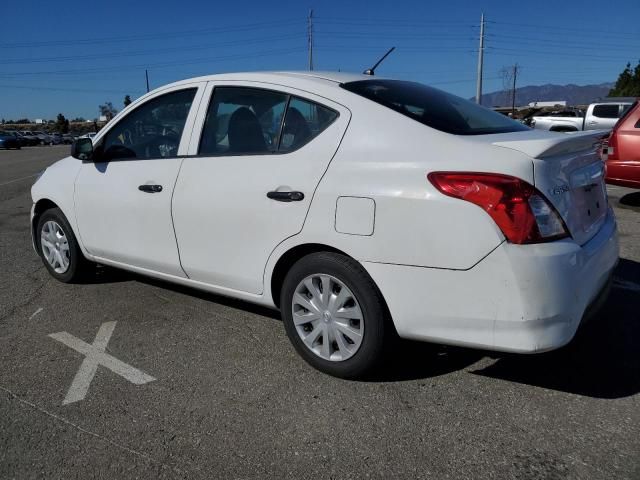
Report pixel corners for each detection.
[144,134,180,158]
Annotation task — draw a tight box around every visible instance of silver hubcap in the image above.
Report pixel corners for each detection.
[292,274,364,362]
[40,220,70,274]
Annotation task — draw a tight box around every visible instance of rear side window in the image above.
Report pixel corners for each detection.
[199,87,288,155]
[199,87,339,155]
[341,80,529,135]
[592,104,620,118]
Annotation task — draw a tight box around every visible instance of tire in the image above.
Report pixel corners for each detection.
[36,207,92,283]
[281,252,389,379]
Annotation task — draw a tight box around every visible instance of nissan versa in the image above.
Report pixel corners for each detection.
[31,72,619,378]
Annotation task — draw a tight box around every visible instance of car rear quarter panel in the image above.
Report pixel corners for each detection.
[275,97,536,272]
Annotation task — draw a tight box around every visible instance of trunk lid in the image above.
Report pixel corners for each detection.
[488,130,609,245]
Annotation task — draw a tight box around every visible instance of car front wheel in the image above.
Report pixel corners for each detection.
[36,207,92,283]
[281,252,389,379]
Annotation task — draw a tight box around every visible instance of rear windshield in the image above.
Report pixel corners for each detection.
[341,79,530,135]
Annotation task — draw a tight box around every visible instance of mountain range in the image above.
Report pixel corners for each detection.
[474,82,615,107]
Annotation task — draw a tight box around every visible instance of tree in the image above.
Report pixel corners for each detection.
[55,114,70,133]
[609,61,640,97]
[124,95,132,107]
[71,117,86,123]
[98,102,118,120]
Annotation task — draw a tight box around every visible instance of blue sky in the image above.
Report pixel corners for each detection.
[2,0,639,120]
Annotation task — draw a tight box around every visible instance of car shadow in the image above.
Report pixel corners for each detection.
[470,258,640,399]
[88,264,280,320]
[619,191,640,208]
[84,259,639,396]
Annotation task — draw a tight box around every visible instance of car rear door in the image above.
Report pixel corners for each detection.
[171,81,350,294]
[74,83,205,276]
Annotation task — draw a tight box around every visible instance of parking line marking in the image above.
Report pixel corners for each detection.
[29,307,43,320]
[0,174,39,187]
[49,321,155,405]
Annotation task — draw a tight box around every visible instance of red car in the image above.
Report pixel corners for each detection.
[603,100,640,189]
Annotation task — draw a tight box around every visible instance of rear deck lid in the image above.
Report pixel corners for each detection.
[490,130,609,245]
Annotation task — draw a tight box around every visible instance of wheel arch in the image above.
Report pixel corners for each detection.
[269,243,394,328]
[550,125,578,132]
[270,243,346,308]
[31,198,61,248]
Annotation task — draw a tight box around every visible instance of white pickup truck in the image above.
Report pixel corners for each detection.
[530,102,632,132]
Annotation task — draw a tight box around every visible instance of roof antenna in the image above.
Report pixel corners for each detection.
[363,47,395,76]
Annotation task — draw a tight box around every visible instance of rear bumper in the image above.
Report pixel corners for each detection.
[363,209,619,353]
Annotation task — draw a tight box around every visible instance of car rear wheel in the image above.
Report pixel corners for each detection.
[281,252,389,378]
[37,208,92,283]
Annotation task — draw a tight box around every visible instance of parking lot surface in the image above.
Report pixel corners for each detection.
[1,146,639,479]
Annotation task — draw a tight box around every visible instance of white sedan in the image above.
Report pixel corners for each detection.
[31,71,618,378]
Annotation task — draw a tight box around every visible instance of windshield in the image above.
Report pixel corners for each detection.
[341,79,530,135]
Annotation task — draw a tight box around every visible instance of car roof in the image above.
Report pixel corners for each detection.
[160,71,382,92]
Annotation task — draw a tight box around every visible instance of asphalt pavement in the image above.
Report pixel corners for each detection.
[1,146,639,479]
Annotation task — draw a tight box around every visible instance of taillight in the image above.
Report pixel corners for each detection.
[428,172,569,244]
[605,131,619,161]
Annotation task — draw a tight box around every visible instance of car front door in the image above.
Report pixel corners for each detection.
[74,83,204,276]
[171,82,350,294]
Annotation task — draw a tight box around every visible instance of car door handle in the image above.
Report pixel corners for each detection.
[266,190,305,202]
[138,184,163,193]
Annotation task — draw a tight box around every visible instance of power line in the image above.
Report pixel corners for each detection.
[2,32,307,65]
[488,47,635,60]
[487,33,639,50]
[0,19,304,49]
[487,20,640,38]
[0,47,307,78]
[0,84,144,94]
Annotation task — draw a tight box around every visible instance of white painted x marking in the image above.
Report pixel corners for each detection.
[49,321,155,405]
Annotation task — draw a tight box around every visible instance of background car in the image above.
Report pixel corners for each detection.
[530,102,631,132]
[62,133,75,144]
[7,131,29,147]
[19,131,40,146]
[50,133,64,145]
[0,130,21,149]
[603,100,640,189]
[33,131,53,145]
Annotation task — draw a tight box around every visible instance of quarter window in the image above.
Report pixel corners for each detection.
[100,88,196,161]
[279,97,338,152]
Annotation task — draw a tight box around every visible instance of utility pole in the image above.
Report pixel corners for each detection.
[511,63,519,115]
[145,69,150,93]
[475,12,485,105]
[307,9,314,71]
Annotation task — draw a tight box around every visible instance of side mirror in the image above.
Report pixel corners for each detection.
[71,137,94,160]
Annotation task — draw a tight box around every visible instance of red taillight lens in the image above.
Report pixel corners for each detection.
[605,131,619,161]
[428,172,569,244]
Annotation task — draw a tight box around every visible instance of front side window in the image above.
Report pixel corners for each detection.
[100,88,196,161]
[341,79,529,135]
[199,87,288,155]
